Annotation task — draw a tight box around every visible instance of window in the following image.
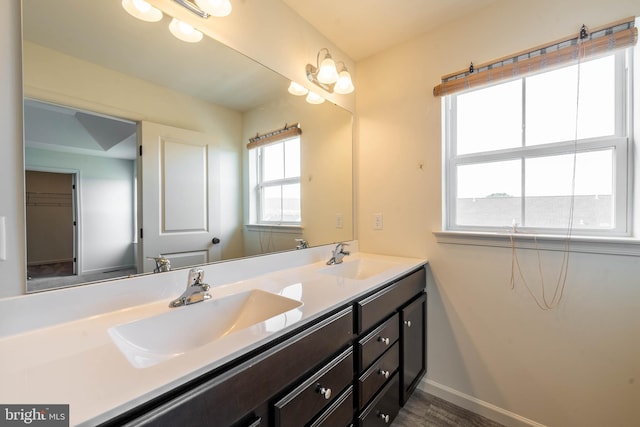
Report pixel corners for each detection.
[444,50,632,235]
[256,136,301,224]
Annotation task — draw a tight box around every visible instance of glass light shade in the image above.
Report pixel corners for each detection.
[169,18,203,43]
[305,91,325,105]
[288,81,308,96]
[195,0,232,17]
[334,70,355,94]
[317,56,339,84]
[122,0,163,22]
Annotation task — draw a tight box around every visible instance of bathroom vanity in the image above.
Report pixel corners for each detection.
[0,244,426,426]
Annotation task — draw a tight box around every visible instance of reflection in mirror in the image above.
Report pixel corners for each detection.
[21,0,353,293]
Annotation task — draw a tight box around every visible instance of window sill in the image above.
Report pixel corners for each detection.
[245,224,303,234]
[433,230,640,257]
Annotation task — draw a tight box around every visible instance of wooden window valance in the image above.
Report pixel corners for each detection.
[246,123,302,150]
[433,17,638,97]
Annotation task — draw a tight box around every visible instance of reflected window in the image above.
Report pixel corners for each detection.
[257,136,301,224]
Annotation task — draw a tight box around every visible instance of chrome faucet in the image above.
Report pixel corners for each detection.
[148,256,171,273]
[326,243,350,265]
[295,238,309,250]
[169,268,211,308]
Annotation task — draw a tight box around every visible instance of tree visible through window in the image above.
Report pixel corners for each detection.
[444,51,632,235]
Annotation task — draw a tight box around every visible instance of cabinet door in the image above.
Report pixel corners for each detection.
[400,293,426,405]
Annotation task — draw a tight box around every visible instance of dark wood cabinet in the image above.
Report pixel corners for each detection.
[400,293,426,405]
[103,265,427,427]
[357,374,400,427]
[273,347,353,427]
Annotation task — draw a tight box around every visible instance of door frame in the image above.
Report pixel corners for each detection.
[24,167,80,277]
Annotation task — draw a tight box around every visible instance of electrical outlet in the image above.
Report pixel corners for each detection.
[335,213,343,229]
[373,213,383,230]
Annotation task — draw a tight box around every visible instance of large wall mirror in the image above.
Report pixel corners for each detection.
[22,0,353,293]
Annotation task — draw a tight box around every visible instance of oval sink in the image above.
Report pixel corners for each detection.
[109,289,303,368]
[319,258,398,280]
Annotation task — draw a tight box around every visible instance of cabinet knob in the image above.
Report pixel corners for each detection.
[316,384,332,400]
[404,320,412,328]
[378,337,390,345]
[378,412,390,423]
[378,369,390,379]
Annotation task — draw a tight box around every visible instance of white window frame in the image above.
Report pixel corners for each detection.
[443,49,633,237]
[256,136,301,225]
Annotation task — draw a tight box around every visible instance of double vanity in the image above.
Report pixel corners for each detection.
[0,243,427,426]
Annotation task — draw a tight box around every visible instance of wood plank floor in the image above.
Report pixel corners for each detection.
[394,389,506,427]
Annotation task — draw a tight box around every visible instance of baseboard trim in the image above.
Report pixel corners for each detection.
[418,378,547,427]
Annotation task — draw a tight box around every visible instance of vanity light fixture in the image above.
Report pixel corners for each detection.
[287,81,326,105]
[305,91,325,105]
[169,17,204,42]
[121,0,163,22]
[287,81,309,96]
[194,0,232,17]
[306,48,355,94]
[122,0,233,43]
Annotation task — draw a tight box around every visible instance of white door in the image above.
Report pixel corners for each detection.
[139,121,222,273]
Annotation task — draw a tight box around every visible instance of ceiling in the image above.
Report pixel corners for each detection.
[281,0,500,61]
[22,0,500,160]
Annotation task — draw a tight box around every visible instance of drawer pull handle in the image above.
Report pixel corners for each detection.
[316,384,332,400]
[378,337,390,345]
[379,369,390,378]
[378,412,390,423]
[404,320,412,328]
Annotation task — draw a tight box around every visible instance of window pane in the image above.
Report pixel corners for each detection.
[261,185,282,222]
[456,80,522,155]
[525,150,614,229]
[282,183,301,222]
[284,138,300,178]
[262,143,284,181]
[456,160,521,226]
[526,55,615,146]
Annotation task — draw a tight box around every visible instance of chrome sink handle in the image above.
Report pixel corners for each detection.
[169,268,211,308]
[326,242,350,265]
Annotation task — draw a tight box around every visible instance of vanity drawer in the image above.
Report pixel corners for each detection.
[119,307,354,427]
[356,268,425,334]
[357,373,400,427]
[309,385,355,427]
[274,347,354,427]
[358,342,399,409]
[357,313,399,372]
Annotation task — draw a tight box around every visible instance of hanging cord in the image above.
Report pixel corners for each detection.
[509,25,588,310]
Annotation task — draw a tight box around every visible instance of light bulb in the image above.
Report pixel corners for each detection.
[305,91,325,105]
[317,55,338,84]
[334,69,355,94]
[122,0,162,22]
[288,81,308,96]
[169,18,203,43]
[195,0,232,17]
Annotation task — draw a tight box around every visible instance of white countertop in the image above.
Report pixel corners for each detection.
[0,245,426,426]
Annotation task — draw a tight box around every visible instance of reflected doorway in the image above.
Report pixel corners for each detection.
[24,99,138,292]
[25,170,77,284]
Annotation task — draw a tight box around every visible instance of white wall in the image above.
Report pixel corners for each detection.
[356,0,640,426]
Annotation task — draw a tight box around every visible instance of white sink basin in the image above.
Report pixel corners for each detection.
[319,258,398,280]
[109,289,303,368]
